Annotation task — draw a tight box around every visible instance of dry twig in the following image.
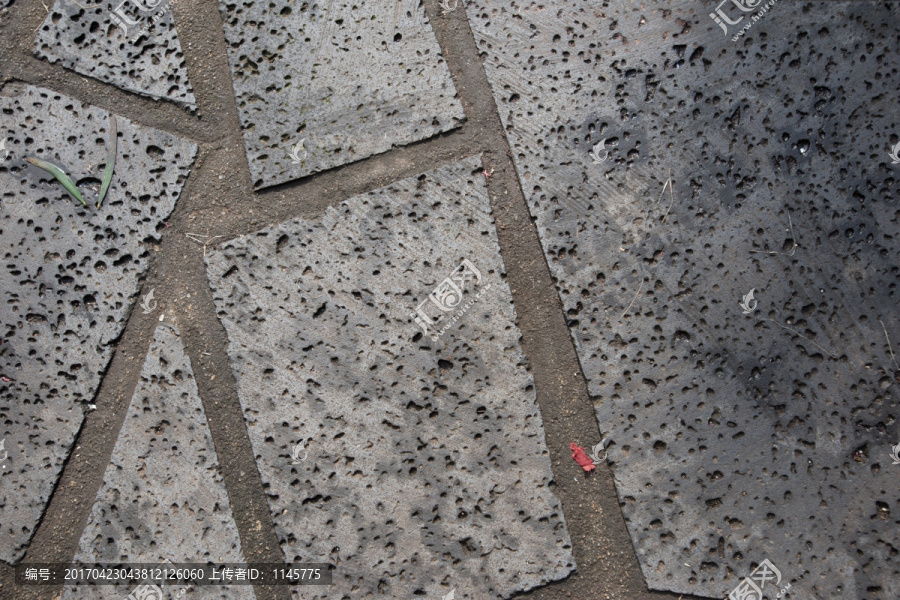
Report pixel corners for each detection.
[185,233,223,256]
[621,278,644,319]
[659,171,676,224]
[766,319,837,359]
[750,211,799,256]
[879,319,899,371]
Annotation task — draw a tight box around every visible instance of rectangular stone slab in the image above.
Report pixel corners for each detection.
[0,84,196,563]
[217,0,465,189]
[60,324,256,600]
[464,1,900,599]
[205,155,574,599]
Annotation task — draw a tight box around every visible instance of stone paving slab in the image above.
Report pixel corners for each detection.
[34,0,197,110]
[466,1,900,598]
[205,155,574,599]
[217,0,465,189]
[60,324,255,599]
[0,83,196,563]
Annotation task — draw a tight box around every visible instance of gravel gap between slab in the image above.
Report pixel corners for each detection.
[422,2,705,599]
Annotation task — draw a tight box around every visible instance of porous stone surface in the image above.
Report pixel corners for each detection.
[34,0,196,110]
[60,324,255,600]
[205,156,573,599]
[0,84,196,562]
[217,0,465,189]
[466,1,900,599]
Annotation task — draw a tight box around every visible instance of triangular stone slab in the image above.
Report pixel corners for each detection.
[61,324,255,599]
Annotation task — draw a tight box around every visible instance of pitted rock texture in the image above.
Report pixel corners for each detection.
[466,1,899,599]
[217,0,465,189]
[205,156,573,599]
[34,0,196,110]
[0,84,196,563]
[61,324,256,600]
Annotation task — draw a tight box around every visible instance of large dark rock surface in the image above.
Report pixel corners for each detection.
[465,1,900,598]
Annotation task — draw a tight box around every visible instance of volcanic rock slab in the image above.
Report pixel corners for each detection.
[217,0,465,189]
[34,0,196,110]
[0,84,196,562]
[205,156,573,599]
[465,1,900,599]
[60,324,255,600]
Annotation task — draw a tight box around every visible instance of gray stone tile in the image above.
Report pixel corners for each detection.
[465,1,900,598]
[61,324,256,600]
[217,0,465,189]
[34,0,197,110]
[0,84,196,562]
[205,156,573,599]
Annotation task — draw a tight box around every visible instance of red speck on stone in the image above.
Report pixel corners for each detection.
[570,443,595,472]
[1,377,10,382]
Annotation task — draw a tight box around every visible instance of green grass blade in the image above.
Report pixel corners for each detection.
[97,115,118,208]
[25,157,87,207]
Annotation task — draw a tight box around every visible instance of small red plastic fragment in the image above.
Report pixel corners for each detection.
[570,443,595,472]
